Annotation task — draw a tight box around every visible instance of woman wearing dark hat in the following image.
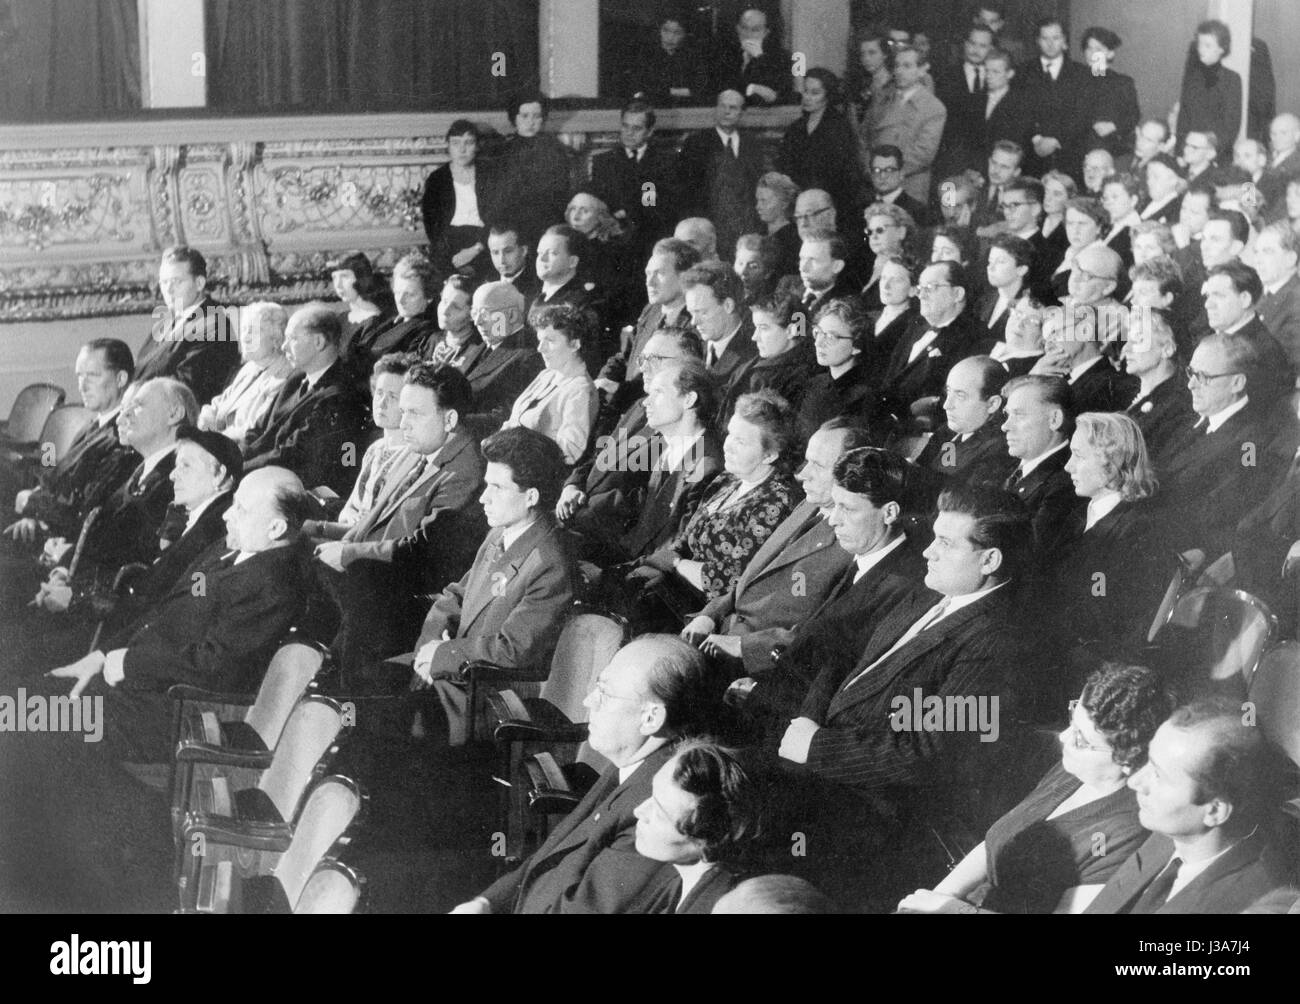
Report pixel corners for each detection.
[329,251,395,355]
[420,119,500,285]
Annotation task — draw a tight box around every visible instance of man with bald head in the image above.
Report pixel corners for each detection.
[678,88,763,260]
[460,279,544,427]
[47,465,314,760]
[450,634,715,914]
[242,302,369,496]
[673,218,719,262]
[915,355,1013,492]
[1033,244,1139,412]
[1261,113,1300,222]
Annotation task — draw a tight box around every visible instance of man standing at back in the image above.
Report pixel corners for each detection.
[678,89,764,260]
[450,634,713,914]
[136,246,239,406]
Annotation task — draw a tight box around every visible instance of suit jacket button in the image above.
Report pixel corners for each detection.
[593,812,600,821]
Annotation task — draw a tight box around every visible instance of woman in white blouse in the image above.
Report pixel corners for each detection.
[504,303,599,466]
[420,119,496,283]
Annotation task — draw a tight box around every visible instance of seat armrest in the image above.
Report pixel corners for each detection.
[169,684,258,707]
[173,740,275,769]
[494,720,589,745]
[180,813,294,851]
[460,659,549,684]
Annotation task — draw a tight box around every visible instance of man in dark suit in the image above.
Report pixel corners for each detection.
[933,24,996,176]
[136,246,239,406]
[681,262,757,430]
[778,230,858,318]
[1226,442,1300,637]
[866,146,929,227]
[313,365,486,673]
[564,341,714,567]
[778,484,1036,905]
[594,237,700,415]
[6,338,137,545]
[487,225,540,305]
[242,303,371,498]
[461,280,544,428]
[742,446,930,722]
[366,428,575,746]
[590,99,680,259]
[46,465,315,762]
[979,51,1034,167]
[914,355,1013,501]
[1202,260,1298,408]
[1086,698,1296,914]
[1000,374,1084,554]
[449,634,714,913]
[712,7,792,106]
[682,419,872,676]
[677,89,764,260]
[1020,17,1090,178]
[882,261,989,419]
[348,253,440,370]
[1253,221,1300,372]
[1159,332,1295,556]
[1260,113,1300,223]
[530,224,606,369]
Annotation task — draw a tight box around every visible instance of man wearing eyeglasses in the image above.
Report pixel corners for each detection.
[971,140,1023,232]
[868,145,929,227]
[450,635,713,913]
[1158,330,1293,557]
[1181,130,1218,184]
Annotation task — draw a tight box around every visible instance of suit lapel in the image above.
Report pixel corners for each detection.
[459,520,550,633]
[737,501,822,590]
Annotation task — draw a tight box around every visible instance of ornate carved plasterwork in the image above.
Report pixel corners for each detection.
[0,107,799,323]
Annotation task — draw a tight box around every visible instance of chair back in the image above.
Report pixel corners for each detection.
[37,405,93,461]
[244,640,326,747]
[1248,641,1300,770]
[1166,587,1277,684]
[273,775,363,908]
[3,383,65,442]
[1147,559,1185,642]
[258,695,345,823]
[540,608,627,723]
[294,859,366,914]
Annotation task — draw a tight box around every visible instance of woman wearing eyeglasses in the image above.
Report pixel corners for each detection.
[859,202,915,310]
[797,297,887,439]
[898,662,1172,914]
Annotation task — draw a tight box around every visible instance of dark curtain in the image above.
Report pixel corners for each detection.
[0,0,140,121]
[206,0,539,113]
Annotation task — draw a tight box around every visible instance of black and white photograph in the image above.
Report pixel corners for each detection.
[0,0,1296,960]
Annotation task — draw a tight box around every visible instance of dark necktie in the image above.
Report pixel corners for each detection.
[126,464,146,496]
[1005,467,1024,489]
[1129,857,1182,914]
[802,289,817,309]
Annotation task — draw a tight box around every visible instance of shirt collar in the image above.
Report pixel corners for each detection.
[139,442,177,480]
[1085,490,1123,531]
[97,406,121,428]
[1205,394,1249,433]
[1068,353,1107,383]
[1222,312,1256,335]
[708,324,742,361]
[501,516,538,552]
[1019,438,1069,477]
[853,533,906,580]
[183,490,226,534]
[1264,274,1295,296]
[302,361,332,388]
[673,861,716,911]
[935,579,1008,621]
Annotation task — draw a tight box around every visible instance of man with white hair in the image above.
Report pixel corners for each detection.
[1261,113,1300,221]
[198,301,294,444]
[678,89,763,260]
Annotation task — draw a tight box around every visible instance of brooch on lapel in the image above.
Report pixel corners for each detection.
[1140,401,1153,413]
[926,347,943,358]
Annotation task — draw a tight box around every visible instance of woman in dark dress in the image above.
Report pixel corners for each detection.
[1080,28,1139,161]
[1174,20,1242,149]
[898,663,1172,914]
[497,91,575,249]
[776,68,864,225]
[736,290,819,413]
[798,296,887,438]
[328,251,395,358]
[565,188,640,330]
[420,119,497,285]
[733,233,782,307]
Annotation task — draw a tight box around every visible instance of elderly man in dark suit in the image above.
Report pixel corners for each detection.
[778,484,1037,907]
[999,374,1084,556]
[242,303,370,498]
[46,465,315,762]
[1158,332,1295,557]
[313,364,485,674]
[678,89,764,260]
[741,446,930,723]
[1086,698,1296,914]
[365,428,575,746]
[449,634,714,913]
[135,246,239,406]
[6,338,137,546]
[914,355,1013,502]
[681,419,871,677]
[882,261,988,420]
[462,281,544,429]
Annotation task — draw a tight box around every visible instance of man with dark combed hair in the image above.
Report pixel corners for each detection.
[776,481,1038,911]
[364,426,576,746]
[136,245,240,406]
[1087,697,1295,914]
[450,634,718,914]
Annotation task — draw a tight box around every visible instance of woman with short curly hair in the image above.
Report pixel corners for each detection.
[899,662,1173,914]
